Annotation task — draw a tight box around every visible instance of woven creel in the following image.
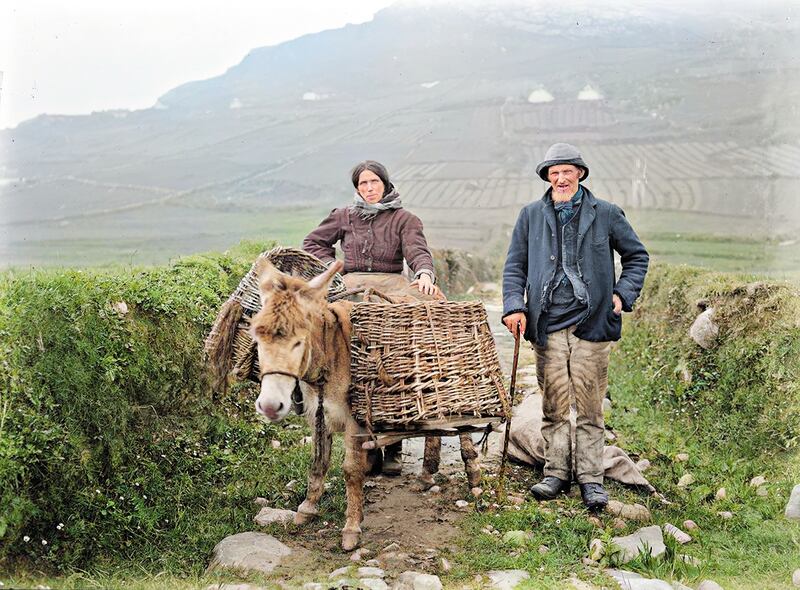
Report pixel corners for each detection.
[349,300,509,430]
[204,247,346,383]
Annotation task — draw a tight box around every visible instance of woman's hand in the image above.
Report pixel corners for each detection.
[412,273,436,296]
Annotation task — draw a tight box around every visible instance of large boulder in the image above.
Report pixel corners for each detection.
[487,570,531,590]
[689,308,719,349]
[392,571,443,590]
[207,532,292,575]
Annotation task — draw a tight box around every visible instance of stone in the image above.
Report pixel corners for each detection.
[205,585,267,590]
[366,559,382,567]
[588,538,605,561]
[677,473,695,488]
[612,518,627,530]
[253,497,268,507]
[715,487,727,500]
[502,530,531,546]
[683,519,699,531]
[440,557,451,572]
[756,486,768,497]
[606,500,651,522]
[663,523,691,544]
[717,511,733,520]
[428,485,441,494]
[671,583,693,590]
[587,516,603,528]
[487,570,530,590]
[392,571,443,590]
[581,557,596,566]
[455,500,469,508]
[301,436,313,446]
[471,487,484,497]
[610,525,666,564]
[749,475,766,487]
[358,567,386,578]
[689,308,719,349]
[605,569,674,590]
[636,459,651,472]
[302,584,323,590]
[602,398,612,415]
[329,566,353,579]
[697,582,724,590]
[112,301,129,315]
[785,485,800,520]
[253,507,296,526]
[675,453,689,462]
[382,542,402,552]
[270,439,281,449]
[508,495,525,505]
[207,532,291,575]
[538,545,549,554]
[361,579,389,590]
[792,568,800,587]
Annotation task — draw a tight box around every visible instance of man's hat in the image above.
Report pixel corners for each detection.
[535,143,590,181]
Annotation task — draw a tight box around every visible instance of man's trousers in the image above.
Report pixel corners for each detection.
[533,325,611,484]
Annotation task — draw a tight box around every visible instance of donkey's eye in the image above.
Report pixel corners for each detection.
[292,341,303,349]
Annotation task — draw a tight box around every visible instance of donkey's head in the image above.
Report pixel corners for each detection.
[249,259,343,421]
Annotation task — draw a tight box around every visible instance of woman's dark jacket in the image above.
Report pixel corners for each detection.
[502,187,649,346]
[302,207,435,277]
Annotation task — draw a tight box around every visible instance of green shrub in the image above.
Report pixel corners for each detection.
[0,241,292,571]
[610,264,800,457]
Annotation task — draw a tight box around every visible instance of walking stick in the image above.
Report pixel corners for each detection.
[496,321,521,498]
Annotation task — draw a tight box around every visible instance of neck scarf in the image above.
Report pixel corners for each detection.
[553,186,583,225]
[351,186,403,220]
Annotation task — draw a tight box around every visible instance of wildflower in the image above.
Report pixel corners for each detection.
[23,535,30,542]
[96,489,101,494]
[42,539,48,545]
[56,523,64,531]
[143,495,147,499]
[119,496,124,501]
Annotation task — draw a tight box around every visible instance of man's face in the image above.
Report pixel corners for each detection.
[547,164,584,201]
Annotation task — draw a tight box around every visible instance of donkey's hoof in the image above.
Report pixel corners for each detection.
[412,474,435,492]
[294,501,319,525]
[341,530,361,552]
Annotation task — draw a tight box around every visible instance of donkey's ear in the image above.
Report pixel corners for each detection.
[255,258,287,304]
[307,260,343,296]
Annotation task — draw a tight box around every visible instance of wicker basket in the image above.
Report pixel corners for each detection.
[349,300,509,430]
[204,247,346,383]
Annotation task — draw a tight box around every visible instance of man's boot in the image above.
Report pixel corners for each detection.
[382,441,403,476]
[530,476,570,500]
[579,482,609,511]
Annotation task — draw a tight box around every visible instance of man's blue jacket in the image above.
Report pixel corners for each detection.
[502,186,649,346]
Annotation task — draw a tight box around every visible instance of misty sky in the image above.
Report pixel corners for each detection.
[0,0,395,129]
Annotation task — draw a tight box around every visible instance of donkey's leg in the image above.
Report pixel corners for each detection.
[341,422,367,551]
[295,429,333,525]
[414,435,441,491]
[459,432,482,489]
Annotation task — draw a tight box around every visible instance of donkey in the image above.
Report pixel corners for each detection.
[250,259,481,550]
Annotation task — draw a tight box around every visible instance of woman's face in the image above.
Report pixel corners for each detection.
[356,170,385,204]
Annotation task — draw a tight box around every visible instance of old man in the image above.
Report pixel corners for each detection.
[501,143,649,510]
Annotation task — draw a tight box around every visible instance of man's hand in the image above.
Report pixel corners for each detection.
[612,293,623,315]
[503,312,527,339]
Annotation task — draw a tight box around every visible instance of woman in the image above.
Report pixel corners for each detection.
[303,160,443,300]
[302,160,443,474]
